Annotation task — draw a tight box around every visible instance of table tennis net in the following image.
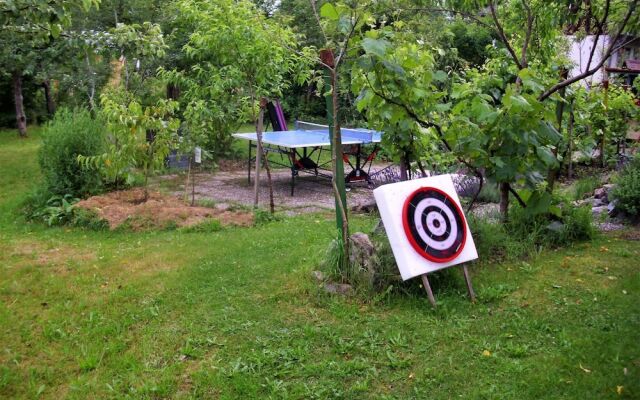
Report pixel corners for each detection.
[295,120,375,142]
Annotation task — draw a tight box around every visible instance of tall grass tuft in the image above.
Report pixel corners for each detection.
[572,176,602,201]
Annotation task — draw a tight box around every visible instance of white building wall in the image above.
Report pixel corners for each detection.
[567,35,615,87]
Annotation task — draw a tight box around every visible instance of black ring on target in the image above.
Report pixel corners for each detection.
[402,186,467,263]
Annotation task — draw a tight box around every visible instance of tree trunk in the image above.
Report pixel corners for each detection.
[601,79,609,168]
[12,72,27,137]
[567,102,575,179]
[547,73,567,192]
[331,68,350,263]
[166,83,180,100]
[42,79,56,116]
[499,182,510,223]
[252,99,274,213]
[399,153,409,181]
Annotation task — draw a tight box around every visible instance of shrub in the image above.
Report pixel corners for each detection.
[611,157,640,217]
[507,201,594,248]
[476,182,501,203]
[468,216,534,262]
[39,108,106,198]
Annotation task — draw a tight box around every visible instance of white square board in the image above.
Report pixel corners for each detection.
[373,175,478,281]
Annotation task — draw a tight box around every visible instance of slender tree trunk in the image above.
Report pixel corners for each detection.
[166,83,180,100]
[42,79,56,116]
[567,102,575,179]
[601,79,609,168]
[399,151,410,181]
[257,102,275,214]
[499,182,510,223]
[330,68,350,262]
[12,72,27,138]
[547,73,567,192]
[86,50,96,112]
[253,105,263,208]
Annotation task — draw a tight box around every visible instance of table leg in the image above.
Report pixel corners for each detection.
[247,141,252,184]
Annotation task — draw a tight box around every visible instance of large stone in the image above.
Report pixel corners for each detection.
[607,200,619,218]
[311,270,325,282]
[592,198,607,207]
[594,188,607,200]
[546,221,564,232]
[572,198,593,207]
[592,205,608,217]
[372,219,386,235]
[350,232,375,267]
[349,232,376,285]
[323,282,353,295]
[351,200,377,213]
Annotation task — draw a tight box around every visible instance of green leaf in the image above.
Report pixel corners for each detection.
[490,156,505,168]
[549,205,562,218]
[535,121,562,144]
[525,191,553,216]
[50,23,61,38]
[536,147,558,167]
[382,60,404,75]
[361,38,389,58]
[320,3,339,20]
[433,70,447,82]
[509,94,530,108]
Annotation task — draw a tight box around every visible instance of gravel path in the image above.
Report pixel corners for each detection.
[164,166,383,215]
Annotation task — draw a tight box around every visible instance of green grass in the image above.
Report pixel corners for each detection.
[1,128,639,399]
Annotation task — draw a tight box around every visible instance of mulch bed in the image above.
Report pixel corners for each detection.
[76,188,254,231]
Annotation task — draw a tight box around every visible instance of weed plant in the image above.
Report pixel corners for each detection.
[181,218,223,233]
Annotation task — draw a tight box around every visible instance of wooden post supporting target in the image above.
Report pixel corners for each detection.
[420,274,436,307]
[462,264,476,303]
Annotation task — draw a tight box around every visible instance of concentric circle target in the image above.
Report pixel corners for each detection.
[402,187,467,263]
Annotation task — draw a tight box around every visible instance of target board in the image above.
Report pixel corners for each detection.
[373,175,477,281]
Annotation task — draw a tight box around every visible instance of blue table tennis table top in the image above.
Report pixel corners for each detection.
[233,128,382,149]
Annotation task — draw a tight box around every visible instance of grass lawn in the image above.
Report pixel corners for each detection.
[0,128,639,399]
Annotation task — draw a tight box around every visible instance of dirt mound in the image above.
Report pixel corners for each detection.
[76,188,253,230]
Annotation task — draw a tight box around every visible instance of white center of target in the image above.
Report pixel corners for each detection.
[426,212,447,236]
[413,198,458,252]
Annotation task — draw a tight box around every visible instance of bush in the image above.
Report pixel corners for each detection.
[507,201,594,248]
[468,216,535,262]
[476,182,501,203]
[611,157,640,217]
[39,108,106,198]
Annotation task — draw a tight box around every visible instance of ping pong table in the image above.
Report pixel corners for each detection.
[233,122,383,196]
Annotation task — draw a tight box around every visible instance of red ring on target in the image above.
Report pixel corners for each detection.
[402,186,467,263]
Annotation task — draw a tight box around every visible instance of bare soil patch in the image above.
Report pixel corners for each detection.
[158,166,385,216]
[4,241,97,271]
[76,188,253,230]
